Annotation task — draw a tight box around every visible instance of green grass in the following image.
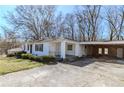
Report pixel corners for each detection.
[0,56,43,75]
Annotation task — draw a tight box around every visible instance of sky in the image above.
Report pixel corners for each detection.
[0,5,75,35]
[0,6,74,24]
[0,6,16,30]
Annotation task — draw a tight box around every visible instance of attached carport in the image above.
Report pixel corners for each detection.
[80,41,124,58]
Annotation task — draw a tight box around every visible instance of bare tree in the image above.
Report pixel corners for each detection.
[5,5,56,40]
[54,12,65,38]
[106,6,124,40]
[64,13,76,40]
[75,5,101,41]
[5,5,124,42]
[0,26,21,54]
[86,5,101,41]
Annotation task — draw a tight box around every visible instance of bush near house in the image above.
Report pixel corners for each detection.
[15,51,26,58]
[21,53,32,59]
[42,56,56,63]
[7,51,56,64]
[7,54,15,57]
[34,56,43,62]
[21,53,56,64]
[21,54,43,62]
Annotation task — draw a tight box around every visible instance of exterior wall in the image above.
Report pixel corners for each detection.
[81,45,86,56]
[22,43,26,52]
[26,43,30,53]
[65,43,75,56]
[117,48,123,58]
[23,42,49,56]
[75,44,84,57]
[86,45,93,56]
[23,41,85,58]
[49,42,61,56]
[32,42,49,56]
[84,45,124,58]
[109,46,117,57]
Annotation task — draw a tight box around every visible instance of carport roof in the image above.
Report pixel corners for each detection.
[80,41,124,45]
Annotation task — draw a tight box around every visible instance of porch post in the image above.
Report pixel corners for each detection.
[60,40,66,59]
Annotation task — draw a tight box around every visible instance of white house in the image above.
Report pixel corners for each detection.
[22,37,85,59]
[22,37,124,59]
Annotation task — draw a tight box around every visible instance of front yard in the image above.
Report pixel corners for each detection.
[1,57,124,86]
[0,56,43,75]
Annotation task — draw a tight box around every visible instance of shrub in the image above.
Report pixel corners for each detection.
[42,56,55,63]
[7,54,15,57]
[20,53,55,64]
[28,55,37,60]
[21,54,43,62]
[35,56,43,62]
[21,53,32,59]
[15,51,26,58]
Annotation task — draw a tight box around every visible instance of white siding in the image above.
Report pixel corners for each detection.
[49,42,61,56]
[26,44,30,53]
[82,45,86,56]
[22,39,87,58]
[75,44,83,57]
[66,43,75,56]
[32,42,49,56]
[49,42,56,56]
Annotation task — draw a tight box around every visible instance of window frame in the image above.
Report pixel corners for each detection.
[104,48,108,55]
[98,48,102,55]
[67,44,73,51]
[35,44,43,52]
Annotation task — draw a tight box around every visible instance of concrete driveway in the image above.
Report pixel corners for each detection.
[0,58,124,87]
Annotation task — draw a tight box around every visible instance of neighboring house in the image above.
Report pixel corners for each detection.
[22,37,124,59]
[8,48,23,54]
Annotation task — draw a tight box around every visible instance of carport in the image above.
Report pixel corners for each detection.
[80,41,124,58]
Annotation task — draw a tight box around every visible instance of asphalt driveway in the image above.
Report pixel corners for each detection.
[0,58,124,87]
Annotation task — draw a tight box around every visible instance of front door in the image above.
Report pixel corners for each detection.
[30,44,32,54]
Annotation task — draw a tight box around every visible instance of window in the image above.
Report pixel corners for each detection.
[104,48,108,55]
[98,48,102,54]
[67,45,73,51]
[35,44,43,51]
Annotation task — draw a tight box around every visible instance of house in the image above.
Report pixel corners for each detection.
[22,37,124,59]
[8,48,23,54]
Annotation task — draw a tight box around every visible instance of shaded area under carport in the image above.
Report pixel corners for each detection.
[84,44,124,58]
[60,57,124,67]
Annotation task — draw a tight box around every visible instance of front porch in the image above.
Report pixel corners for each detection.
[49,39,82,59]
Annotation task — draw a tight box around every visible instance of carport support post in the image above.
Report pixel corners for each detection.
[60,40,66,59]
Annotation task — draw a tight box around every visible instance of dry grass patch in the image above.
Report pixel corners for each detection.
[0,56,43,75]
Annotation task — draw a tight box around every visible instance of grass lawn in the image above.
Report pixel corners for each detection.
[0,56,43,75]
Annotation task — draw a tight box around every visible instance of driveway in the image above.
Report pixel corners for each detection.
[0,58,124,87]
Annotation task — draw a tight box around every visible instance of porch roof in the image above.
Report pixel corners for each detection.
[80,41,124,45]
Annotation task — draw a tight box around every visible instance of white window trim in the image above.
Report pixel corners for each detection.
[98,48,102,54]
